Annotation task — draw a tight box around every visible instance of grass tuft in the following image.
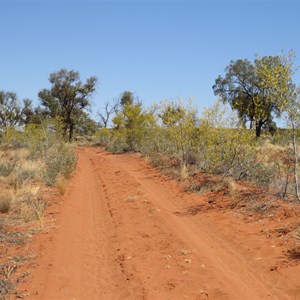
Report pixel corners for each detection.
[20,195,46,223]
[0,192,12,213]
[56,175,68,195]
[180,164,189,181]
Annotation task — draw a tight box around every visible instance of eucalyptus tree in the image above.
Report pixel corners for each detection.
[0,90,32,132]
[213,53,294,137]
[38,69,97,142]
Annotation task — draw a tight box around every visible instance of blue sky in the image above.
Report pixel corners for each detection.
[1,0,300,119]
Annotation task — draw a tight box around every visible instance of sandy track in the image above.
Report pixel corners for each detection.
[24,148,300,299]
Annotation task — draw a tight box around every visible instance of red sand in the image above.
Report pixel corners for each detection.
[21,147,300,299]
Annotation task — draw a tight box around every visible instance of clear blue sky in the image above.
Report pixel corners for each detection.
[1,0,300,119]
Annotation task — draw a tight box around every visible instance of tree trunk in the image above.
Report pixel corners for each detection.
[255,120,263,137]
[69,123,74,143]
[292,124,300,201]
[282,148,291,197]
[249,117,253,129]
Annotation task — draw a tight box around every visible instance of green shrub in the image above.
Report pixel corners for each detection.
[0,161,14,177]
[247,161,279,187]
[106,134,128,153]
[43,144,77,186]
[14,165,36,185]
[94,128,112,147]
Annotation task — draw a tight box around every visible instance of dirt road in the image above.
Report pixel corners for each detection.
[24,148,300,299]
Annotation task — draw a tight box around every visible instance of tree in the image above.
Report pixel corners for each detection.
[25,106,49,125]
[283,86,300,201]
[120,91,134,106]
[98,99,119,128]
[158,100,198,167]
[213,54,294,137]
[77,112,98,136]
[112,91,153,151]
[0,90,32,132]
[38,69,97,142]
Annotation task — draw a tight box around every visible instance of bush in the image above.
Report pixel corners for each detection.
[247,161,279,187]
[106,133,128,153]
[196,126,257,179]
[43,144,77,186]
[20,195,46,222]
[0,161,14,177]
[15,166,36,184]
[94,128,112,147]
[0,192,12,213]
[56,175,68,195]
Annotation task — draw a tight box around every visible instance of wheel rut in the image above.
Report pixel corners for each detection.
[23,148,300,299]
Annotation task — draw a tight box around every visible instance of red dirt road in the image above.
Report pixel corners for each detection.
[24,148,300,299]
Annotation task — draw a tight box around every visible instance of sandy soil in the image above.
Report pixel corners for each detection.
[21,147,300,299]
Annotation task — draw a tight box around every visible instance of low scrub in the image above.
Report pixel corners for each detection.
[0,192,12,213]
[0,262,17,300]
[0,122,78,299]
[100,98,300,201]
[20,196,46,223]
[56,175,68,195]
[0,161,15,177]
[43,144,77,186]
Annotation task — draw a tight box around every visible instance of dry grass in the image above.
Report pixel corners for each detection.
[20,196,46,223]
[295,225,300,240]
[56,175,68,195]
[17,159,43,175]
[0,262,18,299]
[8,148,30,161]
[287,246,300,260]
[226,178,244,208]
[186,179,228,195]
[178,248,192,256]
[0,140,76,298]
[180,164,189,181]
[16,184,40,199]
[125,194,137,202]
[0,192,12,213]
[10,159,43,188]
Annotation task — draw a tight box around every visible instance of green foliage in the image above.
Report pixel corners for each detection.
[106,133,128,153]
[77,112,98,136]
[95,128,112,147]
[4,118,65,158]
[255,52,296,112]
[112,94,154,152]
[2,126,24,147]
[158,100,198,165]
[38,69,97,142]
[120,91,134,107]
[247,155,279,187]
[43,144,77,186]
[0,161,14,177]
[271,129,292,146]
[0,91,32,133]
[198,101,258,178]
[213,53,295,137]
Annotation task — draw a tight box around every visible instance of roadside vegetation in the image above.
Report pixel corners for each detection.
[1,52,300,297]
[0,69,86,299]
[95,53,299,200]
[0,131,77,298]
